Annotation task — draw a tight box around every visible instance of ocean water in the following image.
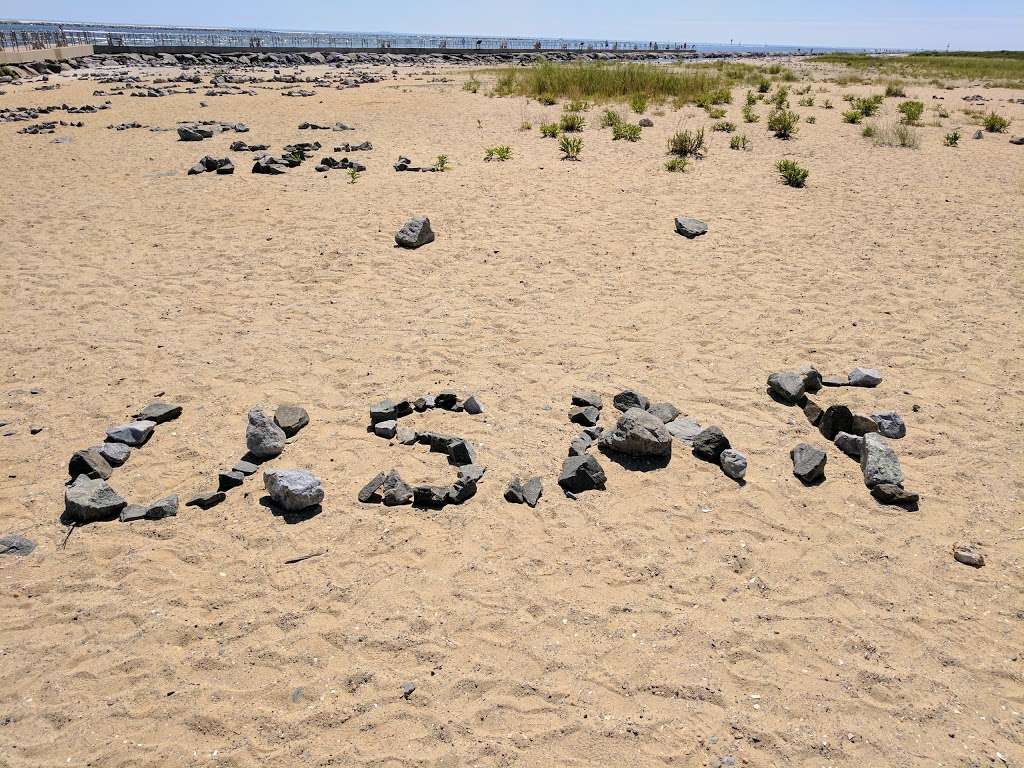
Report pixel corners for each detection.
[0,19,865,53]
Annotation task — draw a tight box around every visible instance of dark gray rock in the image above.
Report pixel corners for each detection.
[568,405,601,426]
[458,464,486,483]
[65,476,126,523]
[521,476,542,507]
[569,433,593,456]
[557,455,606,493]
[767,371,805,404]
[834,431,863,458]
[719,449,747,481]
[96,442,131,467]
[871,411,906,439]
[233,460,259,475]
[598,407,672,457]
[69,447,113,480]
[218,470,245,491]
[860,433,902,488]
[583,425,604,440]
[0,533,36,556]
[848,367,882,387]
[264,469,324,511]
[798,364,822,393]
[186,490,225,509]
[447,438,477,466]
[413,484,449,508]
[666,417,702,443]
[647,402,681,423]
[446,477,477,504]
[145,495,178,519]
[953,544,984,567]
[612,389,650,412]
[871,483,918,508]
[374,420,398,439]
[246,408,286,458]
[382,470,414,506]
[395,216,435,248]
[396,426,418,445]
[819,405,853,440]
[463,395,485,415]
[692,426,730,462]
[639,118,654,127]
[434,392,458,410]
[370,399,399,424]
[791,443,827,484]
[505,477,526,503]
[105,420,156,447]
[133,401,182,423]
[802,399,823,426]
[849,413,879,436]
[274,404,309,437]
[821,375,849,387]
[120,505,147,522]
[358,472,386,503]
[571,391,603,409]
[674,217,708,238]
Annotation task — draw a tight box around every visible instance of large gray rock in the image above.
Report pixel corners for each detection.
[568,405,600,426]
[692,426,730,462]
[819,405,853,440]
[860,433,902,487]
[64,476,126,523]
[395,216,435,248]
[598,407,672,457]
[848,367,882,387]
[96,442,131,467]
[666,417,702,443]
[69,447,113,480]
[505,476,542,507]
[719,449,747,481]
[246,408,286,458]
[871,411,906,439]
[674,217,708,238]
[791,443,827,484]
[105,420,156,447]
[767,371,805,404]
[870,483,918,508]
[647,402,681,423]
[264,469,324,511]
[834,431,863,458]
[797,364,822,393]
[274,404,309,437]
[612,389,650,412]
[557,455,606,493]
[133,401,182,423]
[571,391,603,409]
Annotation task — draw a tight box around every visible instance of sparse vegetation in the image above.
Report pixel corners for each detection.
[745,90,758,106]
[537,93,557,105]
[983,111,1011,133]
[729,134,750,150]
[861,124,876,138]
[564,99,589,113]
[798,95,815,107]
[463,77,481,93]
[776,159,809,187]
[811,51,1024,89]
[559,134,583,160]
[853,95,884,116]
[519,121,532,131]
[599,109,623,128]
[630,93,649,114]
[770,86,790,109]
[934,105,950,118]
[433,155,450,172]
[757,78,771,94]
[539,122,560,138]
[884,81,907,97]
[805,115,817,124]
[842,109,864,124]
[898,100,924,125]
[667,127,706,158]
[347,167,360,184]
[484,145,513,161]
[823,98,834,109]
[612,122,642,141]
[712,120,736,132]
[559,112,586,132]
[944,128,961,146]
[742,104,760,123]
[705,106,727,119]
[872,121,920,148]
[767,109,800,139]
[664,156,689,172]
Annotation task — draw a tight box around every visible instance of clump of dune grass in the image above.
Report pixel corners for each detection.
[898,100,924,125]
[667,127,706,158]
[798,95,815,107]
[729,134,750,150]
[599,108,623,128]
[564,99,589,113]
[742,104,760,123]
[536,93,557,105]
[823,98,834,109]
[861,123,876,138]
[712,120,736,133]
[489,62,736,108]
[854,95,884,117]
[933,104,950,118]
[539,122,559,138]
[884,80,907,97]
[463,77,480,93]
[559,134,583,160]
[872,121,920,148]
[519,121,532,131]
[559,112,586,132]
[612,122,642,141]
[805,115,817,124]
[630,93,648,114]
[776,159,809,187]
[484,145,513,161]
[664,156,689,172]
[768,109,800,139]
[944,128,961,146]
[983,111,1011,133]
[705,106,727,119]
[770,86,790,109]
[432,155,450,172]
[745,90,758,106]
[843,109,864,124]
[810,52,1024,89]
[757,78,771,94]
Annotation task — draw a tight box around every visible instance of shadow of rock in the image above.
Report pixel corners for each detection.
[598,447,671,472]
[259,496,323,524]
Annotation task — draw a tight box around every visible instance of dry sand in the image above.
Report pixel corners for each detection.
[1,61,1023,767]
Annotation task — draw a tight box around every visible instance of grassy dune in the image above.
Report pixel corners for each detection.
[812,51,1024,87]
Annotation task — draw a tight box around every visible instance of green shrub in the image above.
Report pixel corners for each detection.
[776,159,809,187]
[712,120,736,132]
[433,154,450,171]
[667,127,706,158]
[729,134,750,150]
[537,92,557,105]
[519,120,533,131]
[559,134,583,160]
[539,122,560,138]
[805,115,817,124]
[599,109,623,128]
[898,100,924,125]
[484,145,513,161]
[854,95,884,116]
[745,90,758,106]
[742,104,760,123]
[944,128,961,146]
[884,81,907,97]
[559,112,586,132]
[861,124,876,138]
[612,121,642,141]
[983,111,1011,132]
[873,121,920,148]
[463,77,480,93]
[767,109,800,138]
[757,78,771,94]
[770,86,790,109]
[798,95,815,107]
[630,93,649,114]
[564,99,589,112]
[664,156,689,172]
[705,106,727,119]
[842,109,864,124]
[347,167,360,184]
[823,98,833,109]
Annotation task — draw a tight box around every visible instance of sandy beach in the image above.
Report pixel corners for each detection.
[1,58,1023,766]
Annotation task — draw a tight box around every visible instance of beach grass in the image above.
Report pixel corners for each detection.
[811,51,1024,88]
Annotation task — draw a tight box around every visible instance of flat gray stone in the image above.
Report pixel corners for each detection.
[395,216,435,248]
[612,389,650,412]
[0,533,36,556]
[186,490,225,509]
[791,443,827,484]
[458,464,486,483]
[233,460,258,475]
[557,455,606,493]
[119,505,147,522]
[692,426,730,462]
[953,544,984,567]
[647,402,681,424]
[274,404,309,437]
[568,405,600,427]
[860,433,902,488]
[145,495,178,519]
[374,420,397,439]
[797,364,822,393]
[666,417,702,444]
[69,447,113,480]
[871,483,918,508]
[218,470,245,491]
[133,401,182,423]
[65,476,126,523]
[848,367,882,387]
[675,217,708,238]
[396,426,418,444]
[246,408,286,459]
[96,442,131,467]
[521,476,542,507]
[719,449,747,481]
[871,411,906,439]
[598,407,672,457]
[105,420,156,447]
[767,371,806,404]
[370,399,398,424]
[834,431,863,458]
[264,469,324,511]
[447,439,477,466]
[571,391,603,409]
[358,471,386,503]
[463,395,484,415]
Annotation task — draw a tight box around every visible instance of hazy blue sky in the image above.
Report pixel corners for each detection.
[4,1,1023,49]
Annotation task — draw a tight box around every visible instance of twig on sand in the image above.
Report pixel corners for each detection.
[60,523,77,550]
[284,549,327,565]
